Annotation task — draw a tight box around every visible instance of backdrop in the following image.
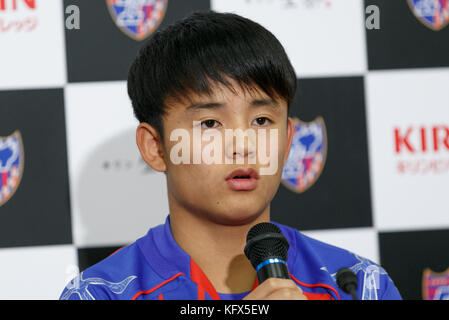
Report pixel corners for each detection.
[0,0,448,300]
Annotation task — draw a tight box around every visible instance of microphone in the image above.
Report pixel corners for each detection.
[244,222,290,283]
[336,268,358,300]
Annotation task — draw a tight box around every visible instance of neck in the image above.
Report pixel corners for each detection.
[169,201,270,294]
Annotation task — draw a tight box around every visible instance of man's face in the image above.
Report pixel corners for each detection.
[159,80,293,226]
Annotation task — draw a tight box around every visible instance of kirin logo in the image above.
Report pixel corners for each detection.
[0,0,38,33]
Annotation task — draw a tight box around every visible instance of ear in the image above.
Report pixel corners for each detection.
[283,117,294,167]
[136,122,167,173]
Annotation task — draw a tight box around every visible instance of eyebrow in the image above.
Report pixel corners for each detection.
[185,98,280,112]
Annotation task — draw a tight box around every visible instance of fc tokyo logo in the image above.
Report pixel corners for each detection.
[281,117,327,194]
[423,268,449,300]
[0,131,24,207]
[408,0,449,31]
[106,0,168,41]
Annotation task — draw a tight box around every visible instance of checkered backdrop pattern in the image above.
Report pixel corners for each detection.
[0,0,448,300]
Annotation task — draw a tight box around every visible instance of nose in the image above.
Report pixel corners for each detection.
[224,128,257,164]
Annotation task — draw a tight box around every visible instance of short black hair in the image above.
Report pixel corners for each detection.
[127,11,297,140]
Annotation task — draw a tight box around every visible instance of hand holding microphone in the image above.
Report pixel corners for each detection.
[243,222,307,300]
[242,222,360,300]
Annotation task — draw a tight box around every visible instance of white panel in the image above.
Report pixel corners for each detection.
[366,68,449,232]
[211,0,367,77]
[0,0,66,89]
[65,81,168,247]
[0,245,77,300]
[303,227,379,264]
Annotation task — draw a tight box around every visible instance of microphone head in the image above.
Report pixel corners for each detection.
[244,222,289,269]
[336,267,358,294]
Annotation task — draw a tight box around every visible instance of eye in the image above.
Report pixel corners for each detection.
[253,117,272,126]
[201,119,220,129]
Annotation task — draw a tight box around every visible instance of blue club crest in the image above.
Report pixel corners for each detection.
[0,131,24,207]
[106,0,168,41]
[408,0,449,31]
[281,117,327,194]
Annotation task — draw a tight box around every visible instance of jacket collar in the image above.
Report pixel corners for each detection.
[137,215,191,279]
[137,214,340,299]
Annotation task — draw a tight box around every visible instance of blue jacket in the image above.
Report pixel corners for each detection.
[60,215,402,300]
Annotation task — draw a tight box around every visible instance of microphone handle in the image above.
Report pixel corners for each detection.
[257,261,290,283]
[346,284,359,300]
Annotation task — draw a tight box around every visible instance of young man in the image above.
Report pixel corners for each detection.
[60,11,401,300]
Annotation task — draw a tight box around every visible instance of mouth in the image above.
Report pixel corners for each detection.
[225,168,259,191]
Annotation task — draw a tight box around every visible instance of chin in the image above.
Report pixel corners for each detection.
[209,204,267,226]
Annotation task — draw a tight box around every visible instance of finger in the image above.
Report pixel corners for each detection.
[260,278,302,292]
[244,278,302,300]
[265,287,308,300]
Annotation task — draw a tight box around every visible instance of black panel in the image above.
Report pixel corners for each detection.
[0,88,72,247]
[366,0,449,70]
[64,0,211,82]
[271,77,373,231]
[379,229,449,300]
